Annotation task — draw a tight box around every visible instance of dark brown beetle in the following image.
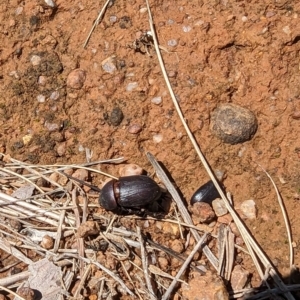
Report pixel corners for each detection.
[100,175,161,211]
[60,172,162,213]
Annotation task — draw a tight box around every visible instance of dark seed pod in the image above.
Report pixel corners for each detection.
[99,175,161,211]
[191,180,221,205]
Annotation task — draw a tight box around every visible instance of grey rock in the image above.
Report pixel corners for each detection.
[210,103,257,144]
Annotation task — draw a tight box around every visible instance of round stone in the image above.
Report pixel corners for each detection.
[67,69,86,89]
[210,103,258,144]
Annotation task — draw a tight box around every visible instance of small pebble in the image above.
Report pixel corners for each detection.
[153,133,163,143]
[15,7,23,15]
[167,39,178,47]
[37,94,46,103]
[240,199,257,219]
[158,257,169,271]
[44,0,56,7]
[168,70,177,78]
[109,15,118,24]
[139,7,147,13]
[170,240,184,253]
[128,123,142,134]
[266,11,276,18]
[241,16,248,22]
[282,25,291,35]
[162,222,180,239]
[22,134,32,145]
[44,121,59,132]
[210,103,258,144]
[230,265,249,291]
[40,235,54,249]
[109,107,124,126]
[182,25,192,32]
[101,56,117,74]
[56,142,66,156]
[77,221,100,238]
[151,96,162,105]
[212,198,228,216]
[30,54,41,66]
[119,164,144,176]
[190,202,216,224]
[72,168,88,181]
[38,75,47,85]
[50,91,60,100]
[67,69,86,89]
[126,82,138,92]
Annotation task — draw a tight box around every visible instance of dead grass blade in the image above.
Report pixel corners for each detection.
[257,163,294,270]
[83,0,112,48]
[136,227,157,300]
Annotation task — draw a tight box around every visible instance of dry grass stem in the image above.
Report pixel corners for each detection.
[79,256,135,296]
[83,0,112,48]
[257,163,294,269]
[0,285,26,300]
[137,226,157,300]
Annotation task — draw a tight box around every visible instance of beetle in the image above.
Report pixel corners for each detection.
[60,172,162,213]
[190,180,222,205]
[100,175,161,211]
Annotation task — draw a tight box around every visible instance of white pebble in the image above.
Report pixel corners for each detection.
[50,91,59,100]
[56,142,66,156]
[109,16,117,24]
[44,121,59,132]
[241,16,248,22]
[151,96,162,105]
[282,25,291,35]
[212,199,228,217]
[37,94,46,103]
[101,56,117,74]
[38,76,47,85]
[9,71,19,79]
[15,7,23,15]
[240,200,257,220]
[167,39,178,47]
[182,25,192,32]
[139,7,147,13]
[30,55,41,66]
[126,82,138,92]
[44,0,56,7]
[78,145,85,152]
[153,133,163,143]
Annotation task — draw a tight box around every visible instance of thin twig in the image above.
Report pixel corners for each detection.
[83,0,111,48]
[0,285,26,300]
[257,163,294,269]
[136,227,157,300]
[79,256,135,296]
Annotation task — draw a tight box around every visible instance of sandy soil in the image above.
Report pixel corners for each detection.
[1,0,300,299]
